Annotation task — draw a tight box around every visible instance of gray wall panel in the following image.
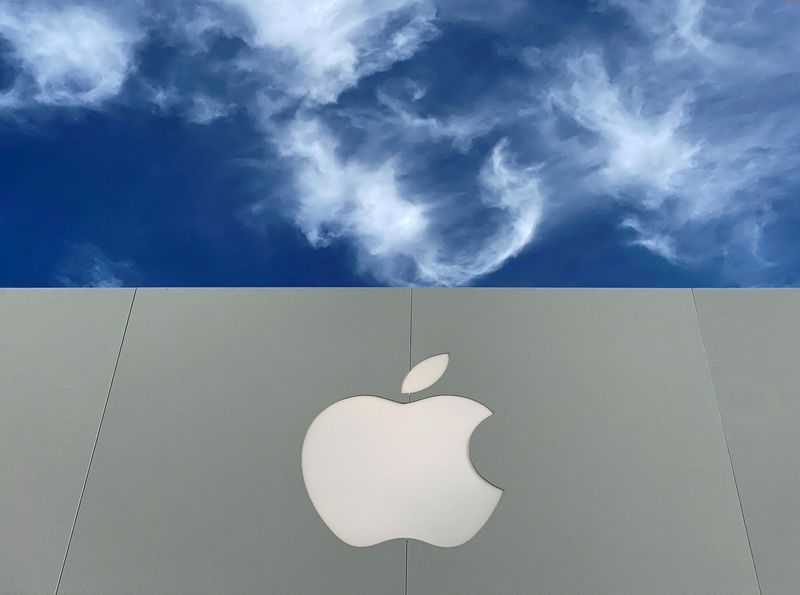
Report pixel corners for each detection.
[57,288,409,595]
[695,289,800,595]
[0,289,134,595]
[408,288,759,595]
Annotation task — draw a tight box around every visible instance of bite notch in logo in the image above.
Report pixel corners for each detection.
[301,354,503,547]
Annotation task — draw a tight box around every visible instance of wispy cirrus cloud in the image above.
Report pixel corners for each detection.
[1,0,799,286]
[185,93,231,124]
[221,0,438,105]
[547,52,700,209]
[224,0,800,284]
[54,243,134,288]
[277,114,429,280]
[0,1,140,108]
[217,0,545,285]
[373,86,505,152]
[535,0,800,279]
[271,114,544,285]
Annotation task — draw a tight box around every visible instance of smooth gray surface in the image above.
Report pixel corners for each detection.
[408,289,759,595]
[0,289,134,595]
[57,288,409,595]
[695,289,800,595]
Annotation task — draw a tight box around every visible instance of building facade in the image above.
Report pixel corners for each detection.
[1,288,798,594]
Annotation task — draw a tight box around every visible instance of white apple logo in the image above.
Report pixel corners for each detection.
[301,354,503,548]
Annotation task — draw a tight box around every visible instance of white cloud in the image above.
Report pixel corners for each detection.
[186,94,231,124]
[0,1,140,107]
[620,217,679,263]
[549,53,699,209]
[469,138,544,275]
[228,0,544,285]
[218,0,542,285]
[223,0,438,104]
[229,0,543,285]
[0,0,539,286]
[210,0,800,282]
[374,88,502,151]
[541,0,800,271]
[436,0,526,26]
[277,115,543,285]
[55,243,134,287]
[3,0,796,285]
[610,0,713,59]
[142,85,235,125]
[277,114,430,281]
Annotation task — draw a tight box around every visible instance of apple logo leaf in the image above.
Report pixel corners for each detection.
[402,353,449,394]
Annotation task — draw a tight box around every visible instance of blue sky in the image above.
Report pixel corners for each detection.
[1,0,798,287]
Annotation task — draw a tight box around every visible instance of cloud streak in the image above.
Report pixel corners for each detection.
[222,0,438,104]
[2,0,799,285]
[54,243,134,288]
[277,115,544,285]
[0,1,140,108]
[536,0,800,277]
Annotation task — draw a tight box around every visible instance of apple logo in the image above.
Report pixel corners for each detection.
[301,353,503,547]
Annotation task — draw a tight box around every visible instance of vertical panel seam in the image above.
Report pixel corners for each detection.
[691,288,763,595]
[54,288,138,595]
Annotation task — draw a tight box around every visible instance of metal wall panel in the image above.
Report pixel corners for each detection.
[57,288,409,595]
[695,289,800,595]
[0,289,134,595]
[8,288,789,594]
[408,288,759,595]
